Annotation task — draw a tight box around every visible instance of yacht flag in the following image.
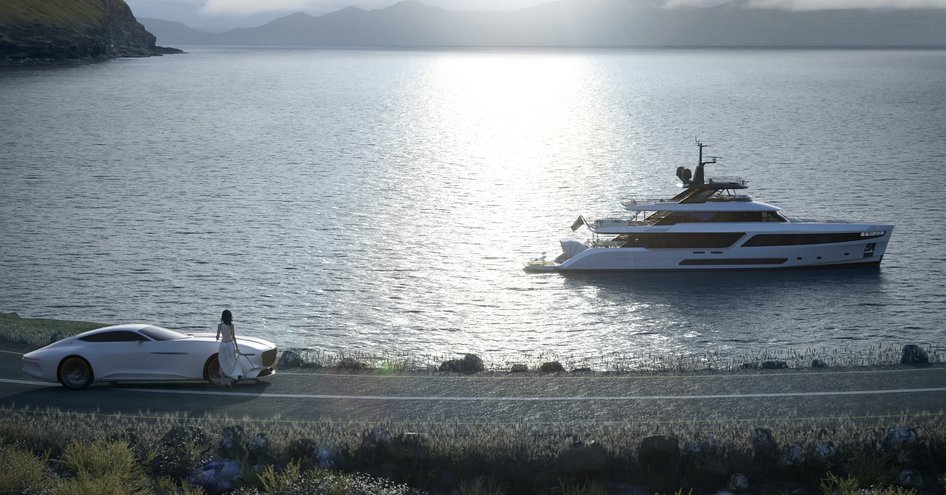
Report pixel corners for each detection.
[570,215,585,231]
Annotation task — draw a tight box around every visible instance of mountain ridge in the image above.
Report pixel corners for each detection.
[141,0,946,48]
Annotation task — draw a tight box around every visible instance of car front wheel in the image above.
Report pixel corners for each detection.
[204,354,222,384]
[58,356,93,390]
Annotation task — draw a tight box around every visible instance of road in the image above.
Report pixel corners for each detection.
[3,342,946,424]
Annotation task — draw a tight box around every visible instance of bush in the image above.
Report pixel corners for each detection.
[0,442,56,493]
[59,439,151,495]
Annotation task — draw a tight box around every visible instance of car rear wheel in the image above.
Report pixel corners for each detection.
[58,356,93,390]
[204,354,223,384]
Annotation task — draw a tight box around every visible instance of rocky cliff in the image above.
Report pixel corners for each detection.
[0,0,181,65]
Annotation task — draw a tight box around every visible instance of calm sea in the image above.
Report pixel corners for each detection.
[2,48,945,367]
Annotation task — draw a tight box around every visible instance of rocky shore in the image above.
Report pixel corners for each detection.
[0,0,180,66]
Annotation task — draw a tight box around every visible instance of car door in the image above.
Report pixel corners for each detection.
[78,330,151,380]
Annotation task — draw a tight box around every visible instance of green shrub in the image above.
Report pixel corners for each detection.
[0,443,56,493]
[59,440,150,495]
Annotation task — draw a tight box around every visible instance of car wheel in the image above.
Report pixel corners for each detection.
[58,356,93,390]
[204,354,222,384]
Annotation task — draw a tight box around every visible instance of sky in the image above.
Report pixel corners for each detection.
[126,0,946,31]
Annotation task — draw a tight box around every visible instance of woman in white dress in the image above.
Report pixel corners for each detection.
[215,309,244,385]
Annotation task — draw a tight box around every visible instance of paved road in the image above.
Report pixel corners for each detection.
[3,342,946,424]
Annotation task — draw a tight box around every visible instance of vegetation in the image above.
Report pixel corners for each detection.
[0,406,943,494]
[0,0,106,29]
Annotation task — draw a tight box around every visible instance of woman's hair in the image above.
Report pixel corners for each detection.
[221,309,233,325]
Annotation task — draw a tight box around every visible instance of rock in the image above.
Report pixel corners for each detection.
[739,362,759,370]
[277,350,303,368]
[0,0,181,65]
[337,356,366,369]
[390,432,430,463]
[540,361,565,373]
[900,344,929,365]
[638,435,680,486]
[150,425,213,478]
[751,428,777,459]
[317,447,336,468]
[571,367,593,373]
[897,469,923,489]
[247,433,270,462]
[361,426,393,464]
[191,459,242,495]
[219,425,245,458]
[726,473,750,492]
[778,444,805,468]
[557,440,607,473]
[811,359,829,368]
[813,441,837,465]
[761,360,788,370]
[883,426,919,463]
[439,353,484,373]
[510,363,528,372]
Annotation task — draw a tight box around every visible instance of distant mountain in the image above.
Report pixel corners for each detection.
[139,18,213,45]
[143,0,946,48]
[0,0,181,65]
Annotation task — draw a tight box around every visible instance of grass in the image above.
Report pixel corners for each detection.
[0,0,106,28]
[0,406,943,494]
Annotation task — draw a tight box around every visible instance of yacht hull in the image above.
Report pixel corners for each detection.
[528,224,893,272]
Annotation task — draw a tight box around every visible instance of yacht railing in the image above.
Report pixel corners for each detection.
[621,197,676,207]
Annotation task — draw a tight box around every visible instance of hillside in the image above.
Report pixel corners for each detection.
[0,0,181,65]
[143,0,946,48]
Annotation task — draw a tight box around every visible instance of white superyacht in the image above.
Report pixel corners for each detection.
[526,142,893,272]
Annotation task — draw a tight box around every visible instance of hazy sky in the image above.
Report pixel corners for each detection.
[127,0,946,30]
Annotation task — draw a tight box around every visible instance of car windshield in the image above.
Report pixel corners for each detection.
[139,325,188,341]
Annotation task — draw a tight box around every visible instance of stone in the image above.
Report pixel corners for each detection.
[813,441,837,465]
[638,435,680,486]
[540,361,565,373]
[897,469,923,489]
[726,473,750,493]
[751,428,777,458]
[510,363,528,372]
[557,440,607,473]
[247,433,270,462]
[361,425,393,463]
[778,444,805,468]
[219,425,246,458]
[571,367,593,373]
[439,353,485,373]
[191,459,242,495]
[277,350,303,368]
[883,426,919,463]
[811,359,829,368]
[761,360,788,370]
[900,344,929,365]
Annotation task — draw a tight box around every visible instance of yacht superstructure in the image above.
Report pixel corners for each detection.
[525,142,893,272]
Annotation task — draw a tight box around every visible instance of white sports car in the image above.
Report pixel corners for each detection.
[22,324,277,389]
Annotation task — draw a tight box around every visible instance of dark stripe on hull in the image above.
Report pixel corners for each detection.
[679,258,788,266]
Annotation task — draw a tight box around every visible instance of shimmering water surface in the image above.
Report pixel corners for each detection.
[2,48,945,366]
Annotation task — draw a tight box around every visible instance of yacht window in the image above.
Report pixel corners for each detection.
[653,211,774,225]
[615,232,745,249]
[743,232,885,247]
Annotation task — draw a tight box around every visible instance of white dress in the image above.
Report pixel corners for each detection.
[217,323,244,381]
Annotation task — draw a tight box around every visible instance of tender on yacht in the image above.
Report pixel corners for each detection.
[525,142,893,272]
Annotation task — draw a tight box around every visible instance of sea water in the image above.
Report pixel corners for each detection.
[1,48,944,367]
